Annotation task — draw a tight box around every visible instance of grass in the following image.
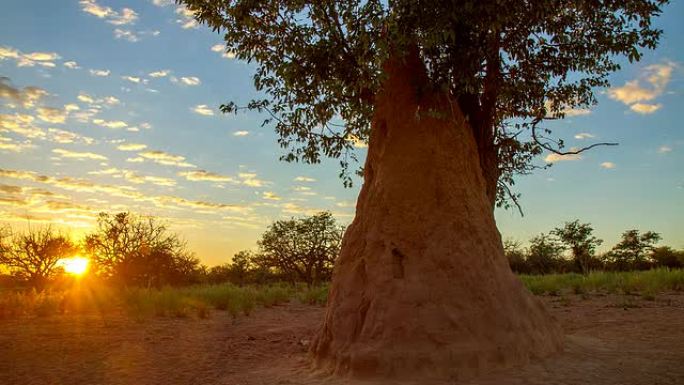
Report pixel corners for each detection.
[1,269,682,320]
[0,282,328,320]
[519,268,684,296]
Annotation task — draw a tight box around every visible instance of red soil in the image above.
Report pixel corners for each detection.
[1,294,683,385]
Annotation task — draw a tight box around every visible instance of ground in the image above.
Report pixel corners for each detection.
[1,294,683,385]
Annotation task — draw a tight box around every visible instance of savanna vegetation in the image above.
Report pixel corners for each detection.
[1,211,682,321]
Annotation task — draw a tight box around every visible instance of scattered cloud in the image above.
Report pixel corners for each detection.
[117,143,147,151]
[89,69,111,77]
[93,118,128,129]
[629,103,661,114]
[294,176,316,182]
[47,128,95,145]
[139,150,196,168]
[63,61,80,69]
[262,192,281,201]
[233,131,249,136]
[346,134,367,148]
[121,75,144,84]
[544,151,582,163]
[36,107,66,124]
[0,46,60,68]
[600,162,616,169]
[0,77,48,108]
[574,133,595,140]
[114,28,139,42]
[79,0,138,26]
[175,5,198,29]
[608,62,674,114]
[52,148,107,160]
[658,145,672,154]
[171,76,201,86]
[211,44,236,59]
[192,104,214,116]
[238,172,267,187]
[178,170,234,183]
[149,70,170,78]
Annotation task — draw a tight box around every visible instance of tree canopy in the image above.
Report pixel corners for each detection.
[181,0,668,208]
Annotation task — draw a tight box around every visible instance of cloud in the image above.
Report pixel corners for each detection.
[0,77,48,108]
[149,70,170,78]
[117,143,147,151]
[36,107,66,124]
[47,128,95,145]
[171,76,201,86]
[608,62,674,113]
[89,69,110,77]
[233,130,249,136]
[192,104,214,116]
[0,46,60,68]
[211,44,236,59]
[294,176,316,182]
[178,170,235,183]
[600,162,616,169]
[238,172,268,187]
[63,61,80,69]
[629,103,661,115]
[658,145,672,154]
[574,133,595,140]
[126,157,145,163]
[0,113,44,138]
[93,119,128,129]
[0,136,34,153]
[139,150,196,168]
[262,191,281,201]
[80,0,138,25]
[77,93,95,104]
[175,5,198,29]
[52,148,107,160]
[113,28,139,42]
[121,75,144,84]
[544,152,582,163]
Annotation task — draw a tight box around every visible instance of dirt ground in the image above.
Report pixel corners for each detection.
[1,294,683,385]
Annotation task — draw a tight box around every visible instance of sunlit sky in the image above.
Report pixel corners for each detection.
[1,0,682,266]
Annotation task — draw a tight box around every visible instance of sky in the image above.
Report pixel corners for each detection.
[0,0,682,266]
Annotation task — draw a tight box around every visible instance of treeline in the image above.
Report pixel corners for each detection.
[506,220,684,274]
[0,211,343,289]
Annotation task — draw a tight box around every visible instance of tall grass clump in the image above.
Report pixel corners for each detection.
[519,268,684,295]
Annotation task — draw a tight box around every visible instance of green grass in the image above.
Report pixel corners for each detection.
[519,268,684,296]
[1,269,683,319]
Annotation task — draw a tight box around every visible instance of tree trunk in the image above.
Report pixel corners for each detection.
[310,53,563,381]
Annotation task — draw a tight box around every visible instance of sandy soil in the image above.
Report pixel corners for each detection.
[0,294,683,385]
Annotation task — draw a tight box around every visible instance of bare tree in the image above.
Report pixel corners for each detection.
[0,225,77,288]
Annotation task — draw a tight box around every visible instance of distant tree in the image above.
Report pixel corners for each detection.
[527,234,566,275]
[84,212,201,286]
[503,238,528,274]
[649,246,682,269]
[551,220,603,274]
[0,225,77,288]
[257,212,343,286]
[607,229,661,270]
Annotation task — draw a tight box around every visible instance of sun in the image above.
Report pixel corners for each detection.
[59,256,89,276]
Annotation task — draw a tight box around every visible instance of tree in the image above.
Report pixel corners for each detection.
[182,0,669,379]
[257,212,343,286]
[650,246,683,269]
[527,233,566,275]
[608,229,661,270]
[0,225,77,288]
[552,220,603,274]
[503,238,528,274]
[84,212,200,286]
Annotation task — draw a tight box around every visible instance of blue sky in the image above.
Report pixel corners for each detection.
[0,0,682,265]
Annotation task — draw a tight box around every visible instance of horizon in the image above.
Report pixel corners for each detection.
[1,0,683,266]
